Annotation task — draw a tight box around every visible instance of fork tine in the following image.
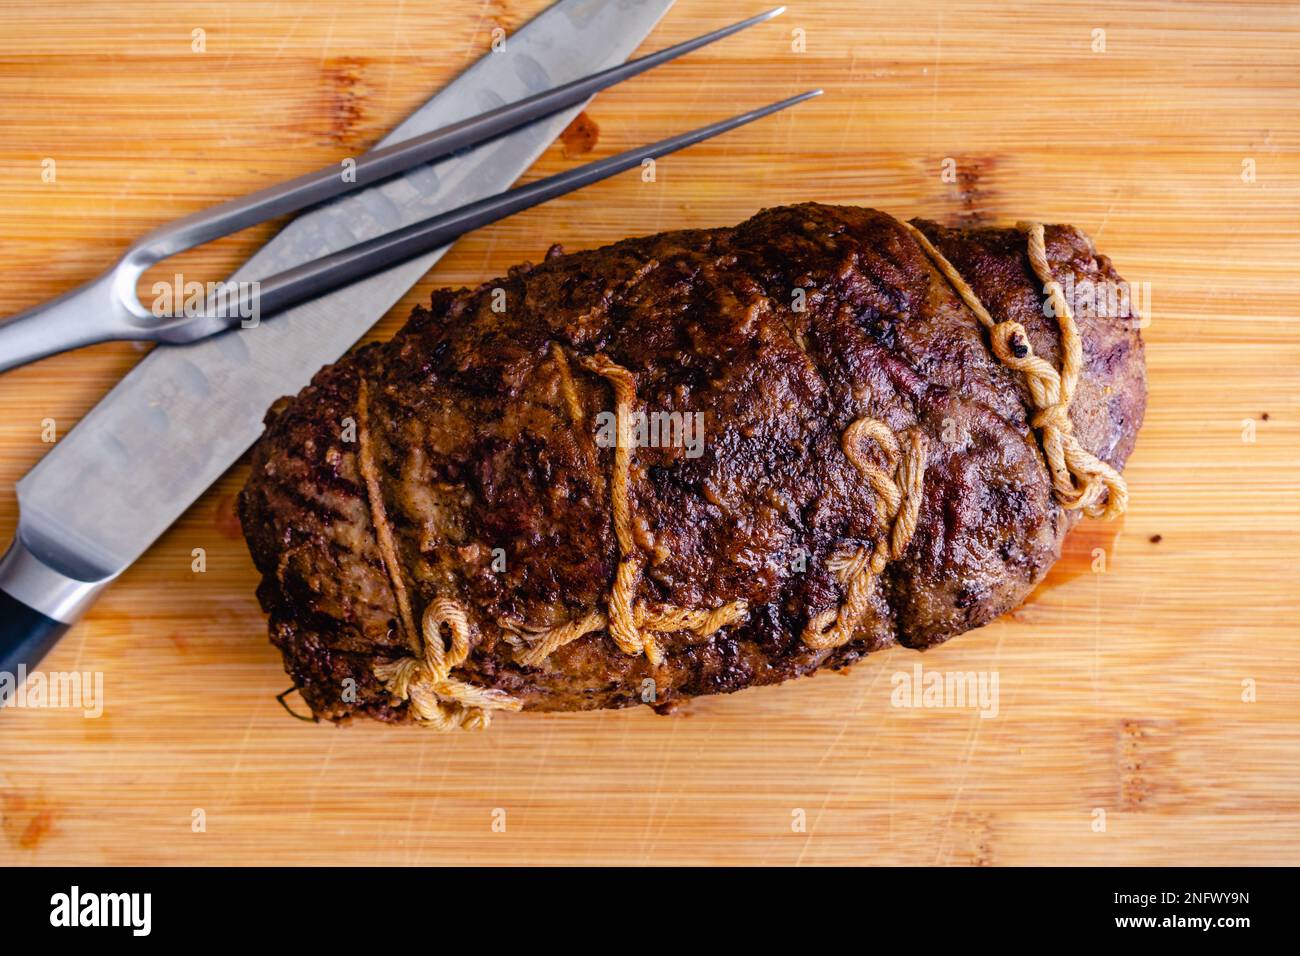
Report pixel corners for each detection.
[160,89,822,341]
[127,7,787,266]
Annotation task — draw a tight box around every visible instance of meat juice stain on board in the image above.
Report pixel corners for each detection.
[212,492,244,540]
[1024,516,1126,605]
[560,111,600,157]
[322,56,370,148]
[1,790,58,851]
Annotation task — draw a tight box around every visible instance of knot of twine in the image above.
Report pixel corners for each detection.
[902,221,1128,520]
[504,600,751,669]
[803,418,928,650]
[375,598,523,731]
[356,379,522,731]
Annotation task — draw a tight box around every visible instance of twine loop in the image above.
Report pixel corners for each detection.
[374,598,523,730]
[803,421,928,650]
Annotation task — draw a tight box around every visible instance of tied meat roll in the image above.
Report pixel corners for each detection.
[238,203,1146,729]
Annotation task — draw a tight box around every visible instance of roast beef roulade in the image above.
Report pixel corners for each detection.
[238,203,1146,729]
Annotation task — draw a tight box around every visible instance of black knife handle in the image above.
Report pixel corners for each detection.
[0,530,107,700]
[0,588,70,696]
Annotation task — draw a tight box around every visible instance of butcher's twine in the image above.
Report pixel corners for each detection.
[372,597,522,731]
[506,353,749,669]
[803,420,928,650]
[903,221,1128,520]
[357,379,522,730]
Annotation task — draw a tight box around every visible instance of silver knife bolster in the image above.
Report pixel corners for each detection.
[0,520,115,624]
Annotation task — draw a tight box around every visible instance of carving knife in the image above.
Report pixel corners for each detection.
[0,0,678,687]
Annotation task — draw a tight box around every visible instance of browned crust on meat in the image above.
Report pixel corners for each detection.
[238,204,1146,722]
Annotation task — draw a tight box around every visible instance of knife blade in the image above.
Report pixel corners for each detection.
[0,0,678,681]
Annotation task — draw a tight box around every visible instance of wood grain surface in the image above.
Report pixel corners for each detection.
[1,0,1298,866]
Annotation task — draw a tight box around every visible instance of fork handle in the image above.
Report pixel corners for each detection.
[0,270,141,372]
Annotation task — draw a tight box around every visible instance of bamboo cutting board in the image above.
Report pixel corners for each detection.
[1,0,1298,866]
